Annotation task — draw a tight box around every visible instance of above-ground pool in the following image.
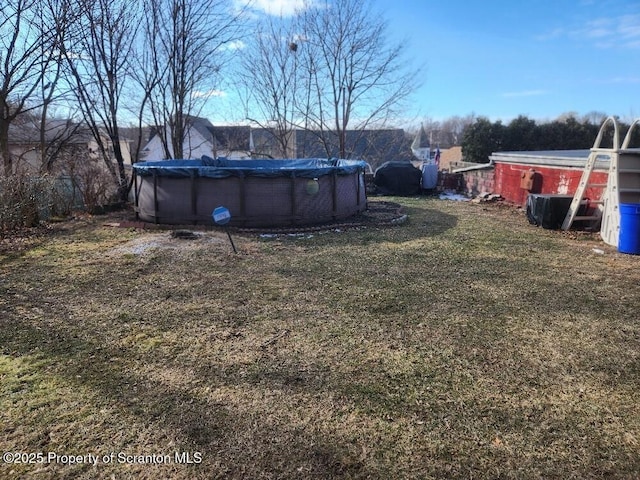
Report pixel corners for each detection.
[133,157,368,227]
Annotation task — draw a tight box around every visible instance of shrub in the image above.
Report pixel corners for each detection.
[0,174,59,237]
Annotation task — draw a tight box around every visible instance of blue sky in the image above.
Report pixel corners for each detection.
[379,0,640,123]
[220,0,640,126]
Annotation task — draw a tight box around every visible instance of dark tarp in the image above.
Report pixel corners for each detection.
[526,194,580,229]
[132,157,367,179]
[373,161,422,196]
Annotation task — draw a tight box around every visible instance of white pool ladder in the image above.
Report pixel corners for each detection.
[561,117,619,232]
[562,117,640,247]
[600,119,640,246]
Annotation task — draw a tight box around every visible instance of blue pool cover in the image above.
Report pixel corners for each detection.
[133,157,368,179]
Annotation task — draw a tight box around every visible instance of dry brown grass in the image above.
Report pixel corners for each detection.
[1,198,639,479]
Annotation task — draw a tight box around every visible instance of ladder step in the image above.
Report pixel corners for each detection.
[561,146,609,231]
[580,200,604,205]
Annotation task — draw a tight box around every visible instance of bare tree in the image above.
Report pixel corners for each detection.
[581,111,609,126]
[237,0,418,160]
[239,15,301,158]
[127,4,164,165]
[0,0,62,175]
[417,114,476,148]
[0,0,81,174]
[143,0,247,160]
[10,112,82,173]
[440,115,476,147]
[35,0,84,172]
[59,0,138,201]
[298,0,419,158]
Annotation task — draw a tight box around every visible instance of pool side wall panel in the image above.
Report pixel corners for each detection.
[135,169,367,227]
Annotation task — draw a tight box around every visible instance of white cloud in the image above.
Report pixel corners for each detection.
[602,76,640,85]
[537,14,640,49]
[192,89,227,99]
[618,14,640,45]
[52,49,85,60]
[243,0,320,17]
[572,14,640,49]
[502,90,549,98]
[292,33,308,43]
[221,40,246,51]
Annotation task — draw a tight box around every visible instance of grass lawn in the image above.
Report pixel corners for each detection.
[1,197,639,479]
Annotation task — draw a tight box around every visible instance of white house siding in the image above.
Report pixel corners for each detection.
[141,126,251,161]
[142,127,211,161]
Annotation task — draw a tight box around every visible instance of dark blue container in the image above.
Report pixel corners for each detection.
[618,203,640,254]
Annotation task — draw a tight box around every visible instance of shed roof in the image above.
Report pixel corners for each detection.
[489,150,615,170]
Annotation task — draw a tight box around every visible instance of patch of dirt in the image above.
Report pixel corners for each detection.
[109,231,225,256]
[171,229,201,240]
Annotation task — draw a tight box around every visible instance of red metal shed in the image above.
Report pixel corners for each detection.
[489,150,610,206]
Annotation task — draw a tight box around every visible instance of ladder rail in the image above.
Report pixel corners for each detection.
[621,118,640,149]
[561,116,620,231]
[560,151,600,230]
[593,117,620,151]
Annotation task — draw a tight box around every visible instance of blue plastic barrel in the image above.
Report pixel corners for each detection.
[618,203,640,254]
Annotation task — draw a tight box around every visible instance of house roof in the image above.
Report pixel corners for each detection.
[210,126,252,151]
[187,116,251,151]
[251,128,288,158]
[294,129,414,165]
[8,120,93,145]
[251,128,278,148]
[142,115,414,166]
